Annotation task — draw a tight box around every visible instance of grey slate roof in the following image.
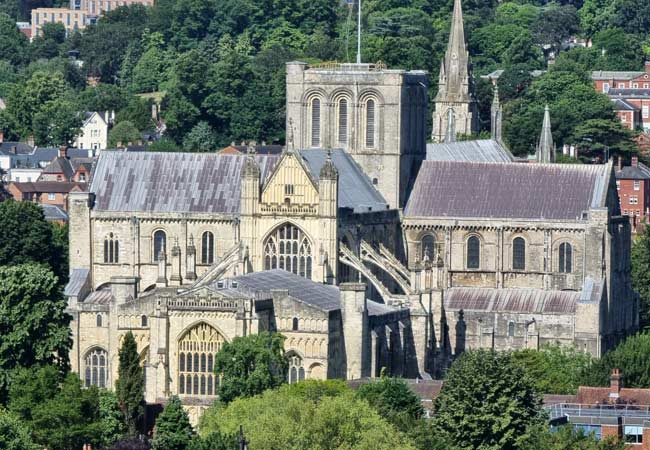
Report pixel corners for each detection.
[42,157,74,179]
[426,140,513,163]
[300,149,388,212]
[616,162,650,180]
[592,70,645,80]
[64,268,90,297]
[40,204,68,222]
[405,161,610,220]
[0,142,34,155]
[91,151,280,214]
[612,98,639,111]
[608,88,650,98]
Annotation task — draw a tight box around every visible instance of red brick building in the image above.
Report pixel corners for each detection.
[615,156,650,234]
[8,181,86,211]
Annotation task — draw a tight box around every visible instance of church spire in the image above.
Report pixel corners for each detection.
[490,84,502,142]
[536,105,555,163]
[436,0,470,103]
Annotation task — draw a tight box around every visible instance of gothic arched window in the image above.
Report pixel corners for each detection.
[287,353,305,384]
[508,321,515,337]
[141,315,147,327]
[467,236,480,269]
[512,237,526,270]
[292,318,299,331]
[365,99,376,148]
[103,233,119,263]
[337,98,348,146]
[96,314,102,327]
[84,347,108,388]
[421,235,435,262]
[310,97,321,148]
[559,242,573,273]
[201,231,214,265]
[178,323,224,397]
[263,223,312,278]
[153,230,166,262]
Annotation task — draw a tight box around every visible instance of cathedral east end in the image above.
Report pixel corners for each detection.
[65,0,638,422]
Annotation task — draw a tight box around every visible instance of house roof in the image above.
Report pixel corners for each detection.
[300,149,388,212]
[608,88,650,98]
[404,161,610,220]
[42,157,74,179]
[615,162,650,180]
[10,181,87,193]
[425,139,514,163]
[40,204,68,222]
[5,147,58,169]
[0,142,34,155]
[576,386,650,405]
[592,70,645,80]
[64,268,90,297]
[612,98,639,111]
[91,151,280,214]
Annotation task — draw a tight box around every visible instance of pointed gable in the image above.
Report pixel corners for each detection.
[260,151,319,206]
[436,0,471,102]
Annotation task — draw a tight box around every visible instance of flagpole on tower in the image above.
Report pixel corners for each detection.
[356,0,361,64]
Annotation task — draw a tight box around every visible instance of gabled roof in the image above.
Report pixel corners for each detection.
[42,157,74,179]
[592,70,645,80]
[300,149,388,212]
[91,151,280,214]
[5,147,58,169]
[0,142,34,155]
[10,181,87,193]
[405,161,610,220]
[40,204,68,222]
[426,139,513,163]
[615,162,650,180]
[64,268,90,297]
[612,98,639,111]
[608,88,650,98]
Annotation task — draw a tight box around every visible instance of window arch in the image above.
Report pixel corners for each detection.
[310,97,321,148]
[263,223,312,278]
[287,353,305,384]
[508,321,515,337]
[178,323,225,397]
[103,233,119,263]
[292,318,299,331]
[141,315,148,327]
[365,98,377,148]
[559,242,573,273]
[96,313,102,327]
[201,231,214,265]
[337,97,349,146]
[467,236,480,269]
[512,237,526,270]
[84,347,108,388]
[153,230,166,262]
[421,234,435,262]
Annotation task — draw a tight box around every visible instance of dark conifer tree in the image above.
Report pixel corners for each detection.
[116,331,144,435]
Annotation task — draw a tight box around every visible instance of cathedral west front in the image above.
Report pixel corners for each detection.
[65,0,638,422]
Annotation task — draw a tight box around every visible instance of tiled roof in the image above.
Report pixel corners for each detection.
[405,161,610,220]
[42,157,74,179]
[10,181,87,193]
[91,151,280,214]
[64,268,90,297]
[0,142,34,155]
[40,204,68,221]
[426,140,514,163]
[300,149,388,212]
[592,70,645,80]
[612,98,639,111]
[616,162,650,180]
[84,289,113,304]
[220,144,284,155]
[576,387,650,405]
[608,88,650,98]
[7,148,59,169]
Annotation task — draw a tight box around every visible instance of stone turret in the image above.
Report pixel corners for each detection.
[110,276,138,304]
[156,249,167,287]
[318,150,339,282]
[432,0,479,142]
[185,235,197,281]
[340,282,369,379]
[491,84,502,142]
[536,105,555,163]
[170,237,182,286]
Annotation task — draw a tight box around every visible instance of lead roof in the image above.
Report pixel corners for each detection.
[426,140,513,163]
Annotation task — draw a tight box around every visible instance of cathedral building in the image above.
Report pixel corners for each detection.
[65,0,637,422]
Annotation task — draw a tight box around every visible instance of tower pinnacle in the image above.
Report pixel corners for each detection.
[536,105,555,163]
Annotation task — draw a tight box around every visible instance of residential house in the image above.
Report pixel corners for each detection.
[615,155,650,233]
[41,204,69,225]
[75,111,113,151]
[8,181,87,211]
[38,147,95,183]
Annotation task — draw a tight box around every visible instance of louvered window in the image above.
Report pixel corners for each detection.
[366,99,376,148]
[338,99,348,145]
[311,98,321,147]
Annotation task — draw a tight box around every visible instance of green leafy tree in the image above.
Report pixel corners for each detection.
[0,407,40,450]
[531,4,580,55]
[583,333,650,388]
[569,118,638,159]
[130,31,173,93]
[520,424,626,450]
[511,345,594,394]
[0,265,70,402]
[109,121,142,147]
[116,331,144,435]
[214,332,288,403]
[188,432,237,450]
[148,137,181,152]
[632,226,650,329]
[32,97,83,147]
[0,13,28,66]
[592,28,643,71]
[99,390,127,447]
[432,350,543,450]
[115,96,155,132]
[152,395,194,450]
[78,83,130,114]
[182,121,217,152]
[30,22,66,60]
[356,377,423,427]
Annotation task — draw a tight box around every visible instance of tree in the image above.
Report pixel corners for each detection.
[432,350,543,450]
[214,332,288,403]
[0,408,40,450]
[32,97,83,147]
[152,396,194,450]
[115,96,155,132]
[583,333,650,388]
[0,200,67,281]
[520,424,626,450]
[78,83,130,114]
[632,226,650,329]
[109,121,142,148]
[0,13,28,66]
[182,121,217,152]
[116,331,144,436]
[99,390,127,448]
[30,22,66,60]
[188,432,237,450]
[0,265,70,402]
[511,345,594,395]
[130,31,173,93]
[148,137,181,152]
[569,118,638,159]
[531,4,580,55]
[108,437,152,450]
[356,377,424,427]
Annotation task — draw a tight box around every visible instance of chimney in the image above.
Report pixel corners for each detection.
[58,145,67,159]
[10,145,16,154]
[618,155,623,171]
[27,136,34,147]
[632,155,639,168]
[610,369,622,400]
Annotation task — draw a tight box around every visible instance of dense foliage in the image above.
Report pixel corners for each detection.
[116,331,145,435]
[213,332,288,403]
[151,395,194,450]
[632,225,650,329]
[582,333,650,388]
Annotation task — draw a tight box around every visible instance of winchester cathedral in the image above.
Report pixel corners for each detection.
[65,0,637,422]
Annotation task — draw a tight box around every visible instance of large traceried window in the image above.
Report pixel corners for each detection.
[263,223,313,278]
[287,353,305,384]
[84,347,108,388]
[310,97,321,147]
[153,230,166,262]
[467,236,480,269]
[421,235,435,262]
[337,98,348,146]
[365,99,376,148]
[559,242,573,273]
[512,237,526,270]
[103,233,119,263]
[201,231,214,265]
[178,323,225,397]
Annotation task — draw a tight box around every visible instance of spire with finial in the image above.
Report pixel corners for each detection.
[436,0,471,103]
[536,105,555,163]
[491,84,502,142]
[287,118,296,153]
[444,108,456,143]
[319,148,338,180]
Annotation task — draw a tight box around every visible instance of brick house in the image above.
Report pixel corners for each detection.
[615,156,650,233]
[8,181,87,211]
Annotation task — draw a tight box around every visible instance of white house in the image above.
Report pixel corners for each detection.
[75,111,113,151]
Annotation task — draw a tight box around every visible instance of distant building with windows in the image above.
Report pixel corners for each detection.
[615,156,650,234]
[75,111,113,151]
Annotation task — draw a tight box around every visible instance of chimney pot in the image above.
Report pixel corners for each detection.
[632,156,639,167]
[610,368,622,400]
[59,145,67,159]
[645,61,650,73]
[618,155,623,171]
